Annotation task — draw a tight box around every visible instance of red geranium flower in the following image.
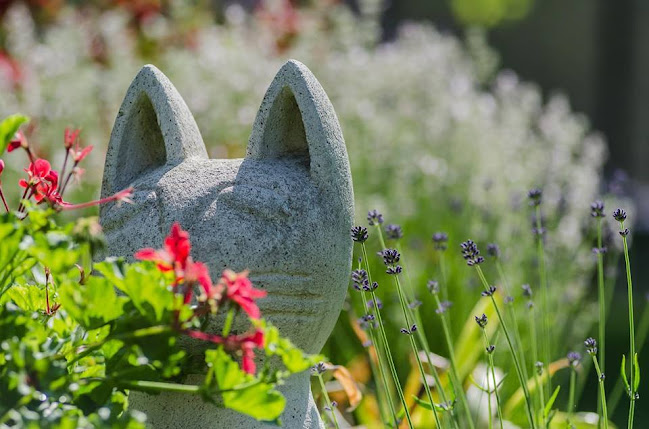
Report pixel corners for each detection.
[16,159,66,207]
[239,329,265,374]
[185,328,265,374]
[19,159,56,186]
[222,269,267,319]
[135,222,191,274]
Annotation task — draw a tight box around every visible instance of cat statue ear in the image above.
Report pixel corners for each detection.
[247,60,354,213]
[101,65,207,198]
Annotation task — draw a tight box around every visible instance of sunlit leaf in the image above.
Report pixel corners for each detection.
[205,348,285,423]
[6,284,46,312]
[58,275,127,330]
[504,357,569,416]
[621,355,630,392]
[0,114,28,153]
[261,321,322,373]
[544,385,560,418]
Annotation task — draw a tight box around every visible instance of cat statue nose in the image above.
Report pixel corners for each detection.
[99,61,354,428]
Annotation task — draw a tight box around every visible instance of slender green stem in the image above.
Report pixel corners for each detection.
[619,221,636,429]
[596,217,606,428]
[438,253,455,359]
[482,329,504,429]
[356,255,399,427]
[317,372,341,429]
[394,275,442,427]
[475,265,536,429]
[371,287,414,428]
[395,243,462,429]
[609,297,649,414]
[486,365,493,429]
[86,377,262,395]
[596,218,606,373]
[361,244,414,428]
[439,252,449,303]
[535,205,551,401]
[495,259,528,382]
[567,368,576,427]
[67,325,173,365]
[432,292,474,429]
[590,355,609,429]
[119,379,202,393]
[528,305,544,428]
[222,308,235,337]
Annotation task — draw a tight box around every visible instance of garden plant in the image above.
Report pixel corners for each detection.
[0,115,321,427]
[0,1,646,428]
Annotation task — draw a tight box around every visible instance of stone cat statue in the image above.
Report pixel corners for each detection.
[99,60,354,428]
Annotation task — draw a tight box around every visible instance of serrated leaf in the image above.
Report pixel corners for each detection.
[621,355,630,391]
[58,276,126,330]
[634,353,640,391]
[261,321,322,373]
[544,385,560,418]
[6,284,46,312]
[0,114,28,153]
[95,261,174,323]
[205,348,285,422]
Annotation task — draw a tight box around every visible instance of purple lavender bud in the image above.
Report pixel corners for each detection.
[613,208,627,222]
[591,200,605,218]
[385,224,403,240]
[351,226,369,243]
[367,209,384,226]
[528,188,542,206]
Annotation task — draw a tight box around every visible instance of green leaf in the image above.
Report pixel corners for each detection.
[634,353,640,391]
[95,261,174,323]
[621,355,630,392]
[6,284,46,312]
[205,348,285,423]
[0,114,28,153]
[261,322,322,373]
[544,385,560,418]
[58,275,127,330]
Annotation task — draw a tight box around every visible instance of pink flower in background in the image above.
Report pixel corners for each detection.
[64,128,81,150]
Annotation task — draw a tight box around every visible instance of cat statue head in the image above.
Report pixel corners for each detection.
[99,60,354,428]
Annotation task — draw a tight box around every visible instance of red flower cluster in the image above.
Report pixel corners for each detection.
[19,159,62,205]
[0,125,132,216]
[222,269,267,320]
[136,223,268,374]
[135,222,213,304]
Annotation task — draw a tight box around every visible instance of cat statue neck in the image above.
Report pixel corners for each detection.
[99,60,354,428]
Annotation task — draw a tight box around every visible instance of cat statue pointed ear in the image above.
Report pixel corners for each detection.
[100,60,353,428]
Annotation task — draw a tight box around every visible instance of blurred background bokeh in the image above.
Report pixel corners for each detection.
[1,0,647,426]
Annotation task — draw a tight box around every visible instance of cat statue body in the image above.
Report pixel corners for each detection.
[99,60,354,428]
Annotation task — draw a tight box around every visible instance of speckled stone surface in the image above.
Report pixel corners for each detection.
[99,61,354,428]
